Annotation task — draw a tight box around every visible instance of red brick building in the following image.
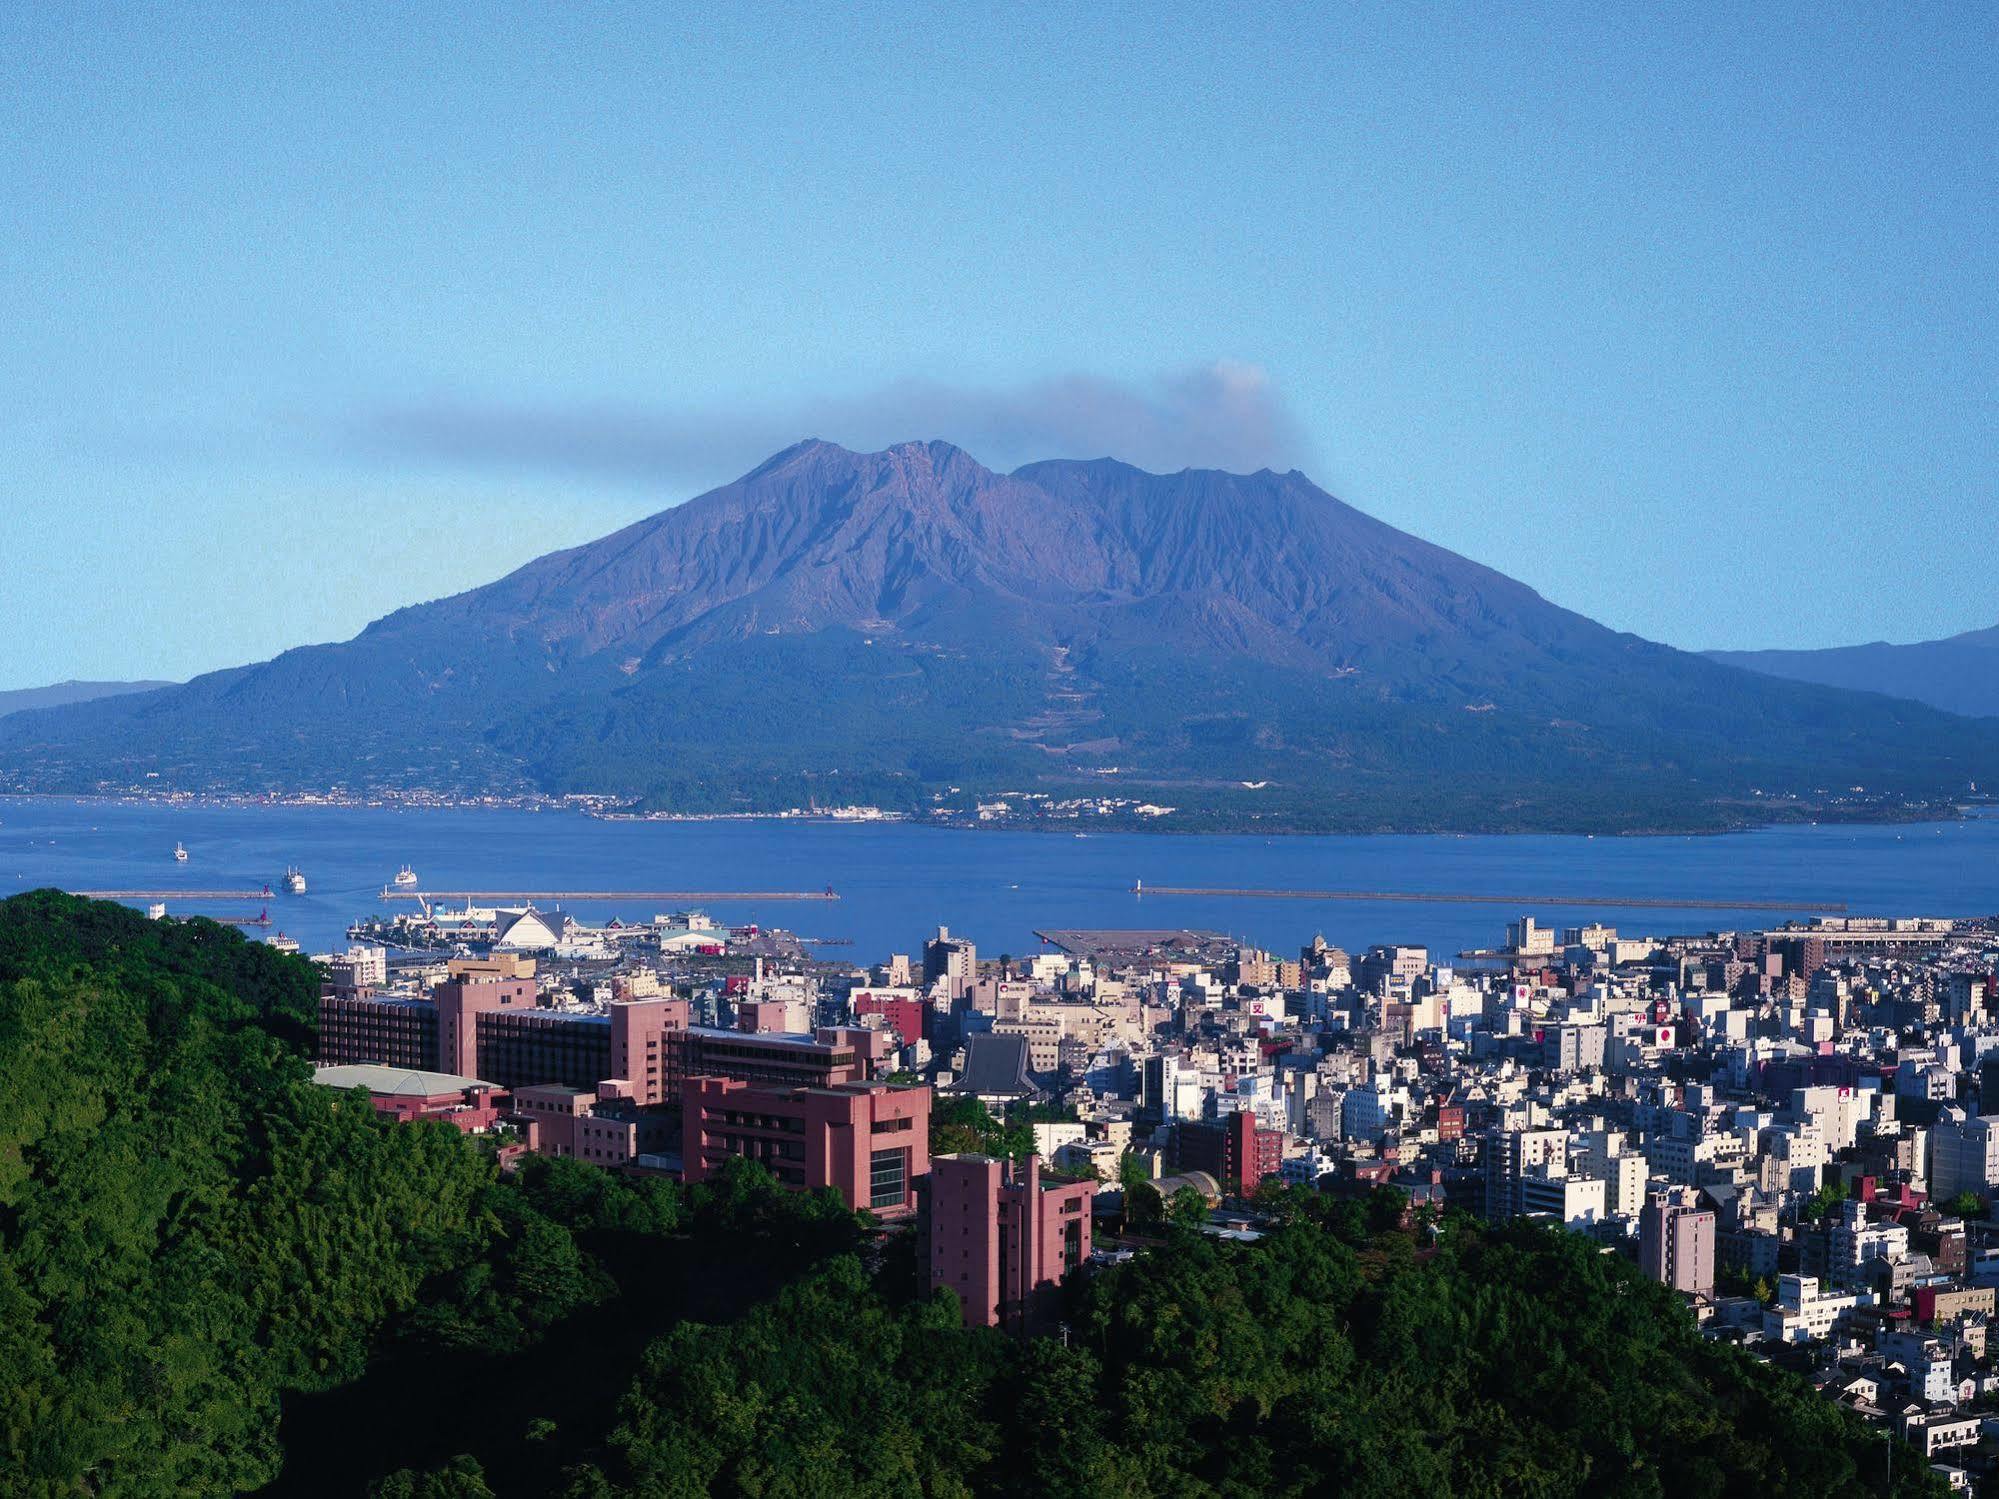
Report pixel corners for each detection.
[853,989,928,1046]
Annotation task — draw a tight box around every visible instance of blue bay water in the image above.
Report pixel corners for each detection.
[2,796,1995,963]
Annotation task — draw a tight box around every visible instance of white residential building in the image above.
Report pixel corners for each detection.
[1763,1273,1866,1345]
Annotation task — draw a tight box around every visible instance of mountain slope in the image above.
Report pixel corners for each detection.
[1709,626,1999,720]
[2,439,1994,831]
[0,680,173,719]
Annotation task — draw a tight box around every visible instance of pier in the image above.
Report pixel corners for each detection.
[380,888,839,902]
[1129,885,1846,913]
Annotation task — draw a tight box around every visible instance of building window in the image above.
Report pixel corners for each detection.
[870,1147,909,1209]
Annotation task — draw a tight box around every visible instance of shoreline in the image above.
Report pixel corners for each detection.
[0,789,1985,841]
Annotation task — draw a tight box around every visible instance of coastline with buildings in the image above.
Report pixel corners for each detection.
[8,795,1998,975]
[1,781,1990,838]
[303,877,1999,1482]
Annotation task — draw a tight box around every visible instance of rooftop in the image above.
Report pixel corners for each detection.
[313,1063,495,1096]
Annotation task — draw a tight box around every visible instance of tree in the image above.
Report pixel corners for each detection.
[1803,1179,1850,1222]
[1366,1184,1411,1234]
[930,1096,1034,1161]
[0,893,492,1493]
[1168,1185,1210,1227]
[1125,1179,1165,1231]
[372,1454,495,1498]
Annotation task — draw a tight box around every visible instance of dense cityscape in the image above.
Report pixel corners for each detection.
[306,890,1999,1486]
[7,8,1993,1495]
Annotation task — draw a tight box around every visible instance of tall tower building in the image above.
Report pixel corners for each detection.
[923,926,978,1004]
[1639,1186,1716,1298]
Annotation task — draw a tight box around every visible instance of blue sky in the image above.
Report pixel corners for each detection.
[3,5,1993,689]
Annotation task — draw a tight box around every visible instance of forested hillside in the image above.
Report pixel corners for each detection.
[0,894,1944,1496]
[0,892,493,1491]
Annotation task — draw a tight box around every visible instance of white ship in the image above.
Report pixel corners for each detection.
[281,867,307,895]
[393,864,419,888]
[268,931,300,953]
[173,842,188,862]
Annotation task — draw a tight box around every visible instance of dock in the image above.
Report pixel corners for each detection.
[1037,928,1238,962]
[1130,885,1846,913]
[380,888,839,902]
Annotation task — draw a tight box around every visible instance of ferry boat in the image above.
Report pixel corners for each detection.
[173,842,188,862]
[393,865,419,888]
[268,931,300,954]
[281,867,307,895]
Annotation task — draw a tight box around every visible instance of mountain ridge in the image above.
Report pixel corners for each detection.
[3,439,1993,832]
[0,680,175,719]
[1708,625,1999,721]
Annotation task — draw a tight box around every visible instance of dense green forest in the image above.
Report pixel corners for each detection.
[0,893,1945,1495]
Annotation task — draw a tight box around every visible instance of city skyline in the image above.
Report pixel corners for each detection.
[10,10,1999,1493]
[4,7,1996,689]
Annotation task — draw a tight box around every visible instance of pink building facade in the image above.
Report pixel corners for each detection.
[512,1084,596,1158]
[609,994,690,1106]
[682,1076,931,1218]
[929,1154,1094,1332]
[1639,1186,1716,1298]
[513,1081,675,1165]
[436,976,539,1077]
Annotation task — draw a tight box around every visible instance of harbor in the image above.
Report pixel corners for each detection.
[6,796,1995,963]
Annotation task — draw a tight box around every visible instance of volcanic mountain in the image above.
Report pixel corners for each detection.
[5,439,1994,831]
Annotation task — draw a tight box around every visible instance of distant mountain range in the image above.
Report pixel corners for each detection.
[1708,625,1999,721]
[0,680,173,719]
[3,440,1994,831]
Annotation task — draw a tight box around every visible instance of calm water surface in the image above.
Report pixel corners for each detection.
[2,797,1995,962]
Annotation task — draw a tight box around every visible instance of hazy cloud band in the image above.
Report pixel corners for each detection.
[356,361,1305,485]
